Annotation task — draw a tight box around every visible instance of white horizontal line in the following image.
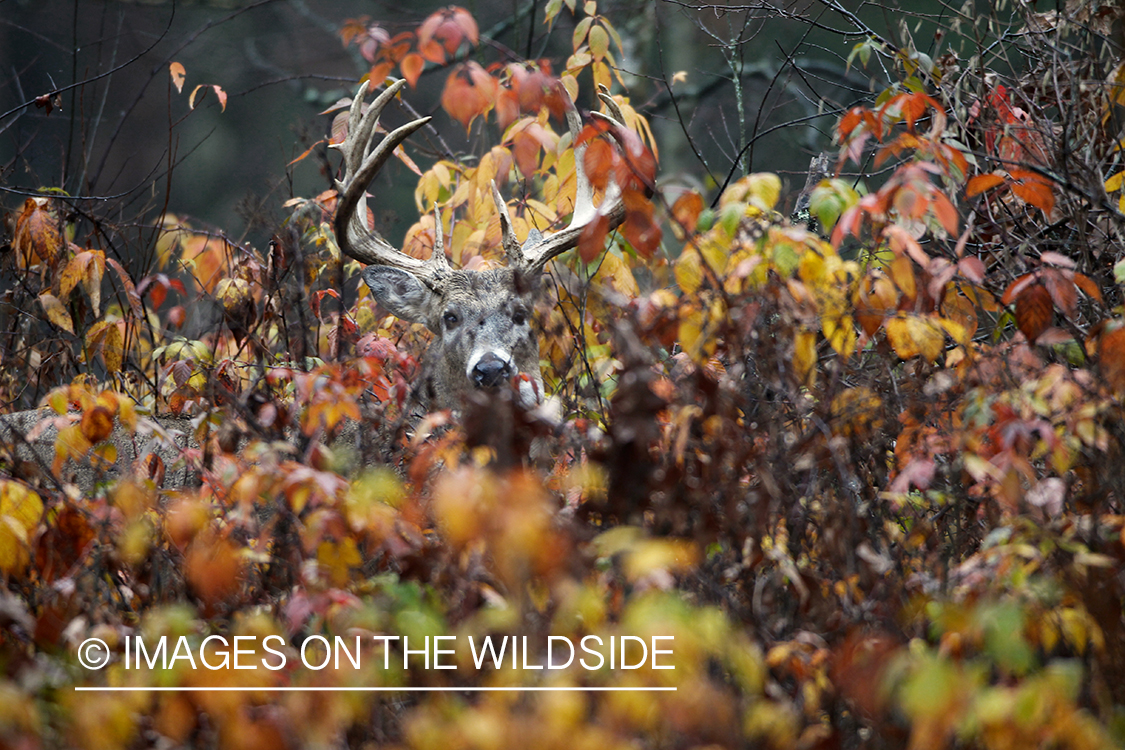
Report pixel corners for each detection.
[74,686,676,692]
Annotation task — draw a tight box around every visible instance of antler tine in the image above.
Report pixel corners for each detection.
[506,86,627,275]
[332,79,449,288]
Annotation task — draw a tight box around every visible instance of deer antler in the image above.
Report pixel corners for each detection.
[332,79,451,290]
[492,87,629,275]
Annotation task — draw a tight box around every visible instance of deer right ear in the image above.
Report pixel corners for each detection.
[362,266,437,329]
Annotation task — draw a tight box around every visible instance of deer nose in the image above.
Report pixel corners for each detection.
[471,353,513,388]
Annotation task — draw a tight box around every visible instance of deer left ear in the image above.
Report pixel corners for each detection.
[362,266,437,329]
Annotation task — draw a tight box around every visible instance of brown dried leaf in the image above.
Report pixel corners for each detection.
[1014,282,1052,342]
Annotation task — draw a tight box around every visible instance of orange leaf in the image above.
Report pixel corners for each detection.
[966,173,1005,197]
[13,197,62,268]
[1073,273,1103,303]
[931,193,959,235]
[622,194,661,259]
[511,129,542,179]
[496,88,520,131]
[401,53,425,88]
[169,62,186,93]
[1014,282,1052,342]
[288,139,327,167]
[578,213,609,263]
[1099,325,1125,395]
[441,62,496,131]
[1008,172,1055,216]
[671,191,704,238]
[368,61,396,84]
[80,406,114,444]
[582,137,614,191]
[188,84,227,112]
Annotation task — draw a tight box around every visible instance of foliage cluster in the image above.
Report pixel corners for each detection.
[3,1,1125,748]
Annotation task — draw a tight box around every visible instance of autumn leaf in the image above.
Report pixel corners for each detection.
[169,62,186,93]
[0,480,44,575]
[886,314,945,361]
[188,84,227,112]
[418,6,478,63]
[441,62,497,131]
[80,406,115,444]
[13,197,62,268]
[1014,282,1053,342]
[38,293,74,335]
[671,191,704,240]
[674,248,704,294]
[401,52,425,88]
[588,24,610,61]
[577,213,610,263]
[966,173,1005,197]
[1007,169,1055,216]
[1098,324,1125,395]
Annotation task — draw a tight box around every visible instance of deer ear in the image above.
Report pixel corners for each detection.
[362,266,437,328]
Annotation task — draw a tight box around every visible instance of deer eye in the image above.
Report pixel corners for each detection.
[512,310,527,326]
[443,311,460,329]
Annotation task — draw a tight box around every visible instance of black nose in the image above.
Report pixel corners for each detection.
[471,353,513,388]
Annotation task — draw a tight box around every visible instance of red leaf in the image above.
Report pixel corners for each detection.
[622,192,661,258]
[418,6,479,63]
[1014,282,1052,342]
[1043,270,1077,319]
[1001,273,1036,305]
[311,288,340,319]
[582,137,614,191]
[578,214,609,263]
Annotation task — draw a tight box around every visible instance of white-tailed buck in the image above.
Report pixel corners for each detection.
[333,79,626,410]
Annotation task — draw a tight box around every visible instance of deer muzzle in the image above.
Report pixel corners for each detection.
[469,351,515,389]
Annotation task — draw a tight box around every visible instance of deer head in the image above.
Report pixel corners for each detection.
[332,78,626,410]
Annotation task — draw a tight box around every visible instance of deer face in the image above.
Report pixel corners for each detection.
[363,265,543,408]
[332,78,626,414]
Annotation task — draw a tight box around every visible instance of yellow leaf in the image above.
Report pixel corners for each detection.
[700,237,728,276]
[83,249,106,315]
[59,252,89,301]
[889,256,916,300]
[1105,170,1125,193]
[674,249,704,294]
[594,251,639,297]
[745,173,781,212]
[54,424,93,474]
[793,329,817,387]
[885,314,945,361]
[678,309,706,361]
[824,314,857,358]
[0,480,44,534]
[38,293,74,335]
[0,517,31,575]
